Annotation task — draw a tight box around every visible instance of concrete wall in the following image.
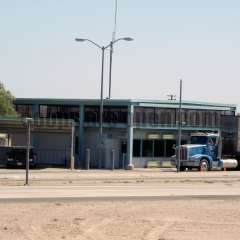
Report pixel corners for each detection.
[10,131,71,166]
[84,128,127,169]
[133,129,190,141]
[133,157,172,168]
[33,132,71,166]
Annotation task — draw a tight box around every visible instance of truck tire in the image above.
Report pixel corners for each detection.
[199,159,209,172]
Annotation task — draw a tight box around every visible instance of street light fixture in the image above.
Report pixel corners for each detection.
[108,37,134,99]
[75,37,133,167]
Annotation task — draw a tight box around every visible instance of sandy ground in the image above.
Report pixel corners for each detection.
[1,169,240,240]
[1,168,240,186]
[1,199,240,240]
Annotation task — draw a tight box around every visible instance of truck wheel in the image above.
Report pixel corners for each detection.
[199,159,209,172]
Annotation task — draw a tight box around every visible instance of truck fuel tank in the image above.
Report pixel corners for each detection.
[220,159,238,169]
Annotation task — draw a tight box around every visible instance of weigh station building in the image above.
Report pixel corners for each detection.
[2,98,236,169]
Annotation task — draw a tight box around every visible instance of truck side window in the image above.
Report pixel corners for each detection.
[209,137,216,145]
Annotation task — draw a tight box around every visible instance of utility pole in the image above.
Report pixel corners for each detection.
[177,79,183,172]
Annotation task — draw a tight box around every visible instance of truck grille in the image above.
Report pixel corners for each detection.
[180,147,187,161]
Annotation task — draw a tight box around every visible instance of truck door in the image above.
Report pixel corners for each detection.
[208,137,218,161]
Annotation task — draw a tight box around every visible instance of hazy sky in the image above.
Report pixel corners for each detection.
[1,0,240,107]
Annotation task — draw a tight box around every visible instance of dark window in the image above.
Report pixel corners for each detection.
[84,106,128,124]
[188,111,196,126]
[39,105,79,121]
[134,107,224,128]
[142,140,153,157]
[221,110,235,116]
[134,109,142,124]
[15,105,33,118]
[166,140,176,157]
[134,107,176,125]
[196,111,206,126]
[215,112,221,127]
[154,140,164,157]
[85,106,99,122]
[205,111,211,127]
[133,140,141,157]
[75,136,79,154]
[220,115,237,132]
[39,105,47,118]
[222,135,235,155]
[180,110,187,126]
[191,136,208,145]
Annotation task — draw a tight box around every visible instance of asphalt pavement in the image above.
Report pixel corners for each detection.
[1,183,240,202]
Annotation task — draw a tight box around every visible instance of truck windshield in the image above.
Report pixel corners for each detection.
[191,136,208,145]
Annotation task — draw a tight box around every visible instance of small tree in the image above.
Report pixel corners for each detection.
[0,82,17,117]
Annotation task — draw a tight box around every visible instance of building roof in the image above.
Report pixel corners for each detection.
[15,98,237,111]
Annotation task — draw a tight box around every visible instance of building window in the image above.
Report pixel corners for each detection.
[133,140,141,157]
[134,107,176,125]
[39,105,79,121]
[154,140,164,157]
[15,105,33,118]
[142,140,153,157]
[166,140,176,157]
[84,106,128,124]
[84,106,99,122]
[39,105,47,118]
[188,110,196,126]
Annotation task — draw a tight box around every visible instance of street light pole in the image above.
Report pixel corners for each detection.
[75,37,133,167]
[23,118,33,185]
[108,41,113,99]
[177,79,183,172]
[99,46,105,166]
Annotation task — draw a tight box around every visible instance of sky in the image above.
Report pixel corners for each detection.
[0,0,240,108]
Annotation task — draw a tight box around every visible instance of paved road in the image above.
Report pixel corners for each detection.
[1,183,240,202]
[1,169,240,202]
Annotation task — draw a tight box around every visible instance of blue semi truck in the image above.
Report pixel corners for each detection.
[173,132,238,171]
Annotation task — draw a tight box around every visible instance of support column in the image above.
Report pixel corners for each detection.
[32,104,39,148]
[32,104,39,118]
[78,105,85,168]
[70,121,75,170]
[126,104,134,170]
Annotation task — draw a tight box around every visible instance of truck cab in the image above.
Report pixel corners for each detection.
[175,132,237,171]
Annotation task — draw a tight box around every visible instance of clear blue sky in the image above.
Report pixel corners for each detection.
[1,0,240,107]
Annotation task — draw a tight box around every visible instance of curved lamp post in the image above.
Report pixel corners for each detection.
[75,37,133,167]
[108,37,133,99]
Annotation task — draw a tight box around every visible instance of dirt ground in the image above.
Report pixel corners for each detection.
[1,169,240,240]
[1,199,240,240]
[1,168,240,186]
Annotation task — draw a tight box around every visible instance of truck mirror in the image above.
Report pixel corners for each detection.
[172,144,176,149]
